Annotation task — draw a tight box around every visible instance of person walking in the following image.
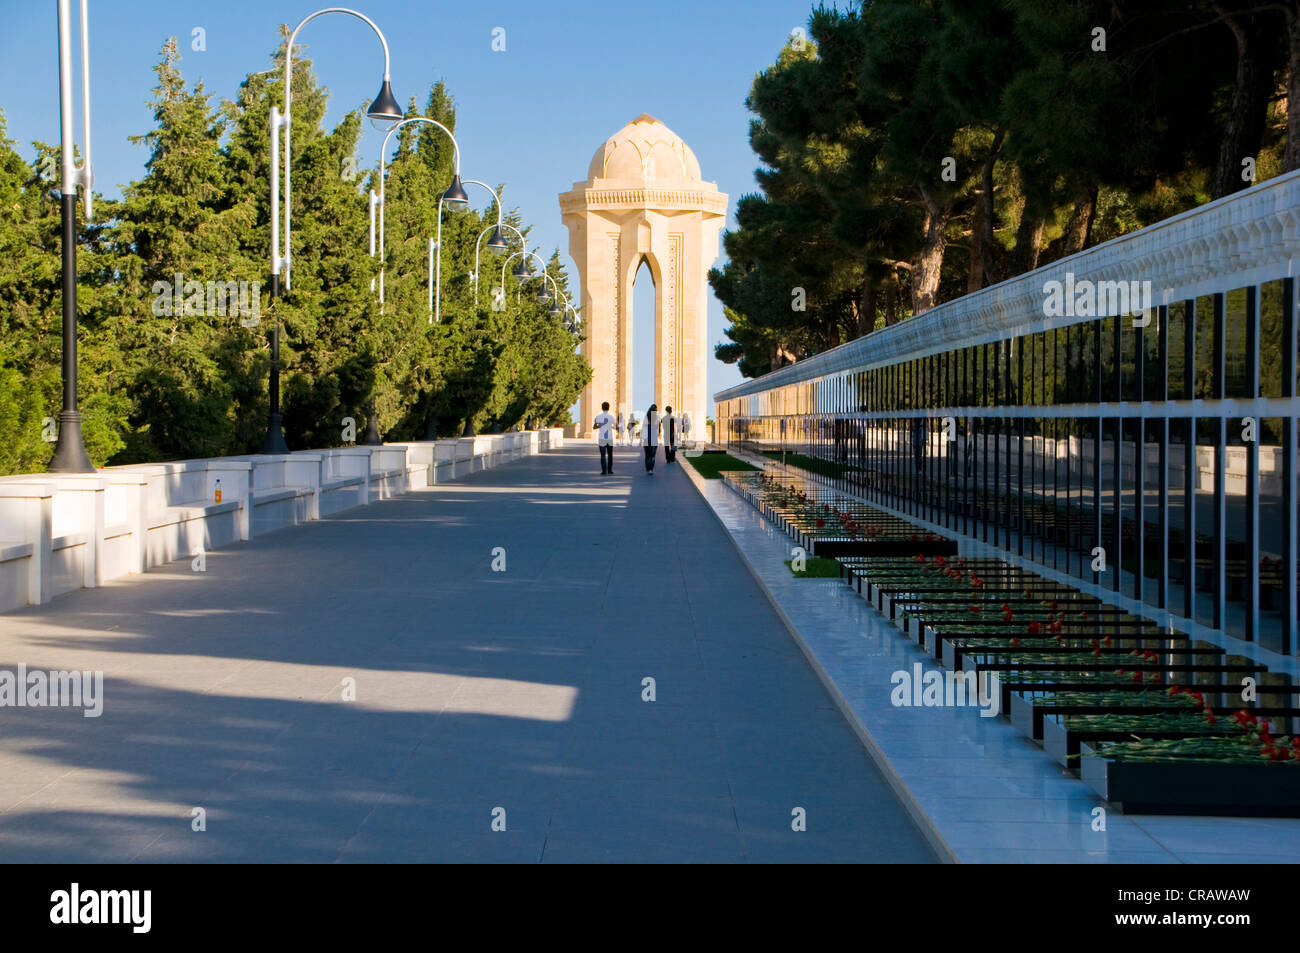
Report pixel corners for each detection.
[641,403,660,474]
[662,405,680,464]
[681,411,692,447]
[626,412,637,446]
[594,401,615,475]
[615,411,624,447]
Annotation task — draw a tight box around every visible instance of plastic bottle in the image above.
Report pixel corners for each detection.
[214,479,222,504]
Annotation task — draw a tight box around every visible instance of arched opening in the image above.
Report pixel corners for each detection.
[631,257,656,419]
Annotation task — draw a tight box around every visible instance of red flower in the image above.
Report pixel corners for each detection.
[1204,710,1217,726]
[816,519,825,528]
[1168,685,1183,696]
[1103,636,1113,647]
[1024,589,1032,598]
[1131,672,1143,683]
[1027,621,1042,635]
[1232,709,1255,728]
[969,605,979,614]
[1011,637,1020,647]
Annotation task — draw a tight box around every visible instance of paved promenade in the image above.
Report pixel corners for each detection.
[0,443,934,863]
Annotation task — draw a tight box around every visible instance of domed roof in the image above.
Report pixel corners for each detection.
[586,114,703,183]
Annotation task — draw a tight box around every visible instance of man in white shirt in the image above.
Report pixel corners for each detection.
[661,405,679,464]
[594,401,615,475]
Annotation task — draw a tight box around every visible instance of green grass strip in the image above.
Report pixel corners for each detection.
[782,557,842,578]
[684,453,759,479]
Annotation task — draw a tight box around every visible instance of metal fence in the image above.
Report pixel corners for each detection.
[715,171,1300,657]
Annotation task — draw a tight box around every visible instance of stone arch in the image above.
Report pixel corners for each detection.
[560,115,728,438]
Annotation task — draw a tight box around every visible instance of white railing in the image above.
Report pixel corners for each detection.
[0,428,565,612]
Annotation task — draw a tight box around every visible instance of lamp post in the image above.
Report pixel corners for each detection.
[519,251,567,310]
[471,222,524,306]
[372,116,466,317]
[48,0,95,473]
[264,6,401,454]
[439,182,509,319]
[497,250,535,302]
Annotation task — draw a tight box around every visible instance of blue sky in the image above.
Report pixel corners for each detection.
[0,0,831,416]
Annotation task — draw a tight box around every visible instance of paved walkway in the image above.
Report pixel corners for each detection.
[0,444,934,863]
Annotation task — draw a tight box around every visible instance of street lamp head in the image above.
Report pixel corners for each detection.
[512,258,534,280]
[442,174,470,207]
[549,299,563,316]
[536,284,552,304]
[486,226,509,255]
[366,80,404,125]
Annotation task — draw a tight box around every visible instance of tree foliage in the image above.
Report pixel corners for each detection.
[0,36,588,473]
[714,0,1296,378]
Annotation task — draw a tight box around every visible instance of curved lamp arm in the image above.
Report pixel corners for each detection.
[463,179,502,225]
[282,7,393,290]
[498,249,528,299]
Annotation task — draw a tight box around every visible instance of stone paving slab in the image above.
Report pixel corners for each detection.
[0,443,935,863]
[682,460,1300,864]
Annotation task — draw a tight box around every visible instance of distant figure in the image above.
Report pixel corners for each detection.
[662,405,680,464]
[681,412,692,445]
[626,412,638,446]
[615,411,624,446]
[594,401,615,475]
[641,403,660,474]
[910,415,926,496]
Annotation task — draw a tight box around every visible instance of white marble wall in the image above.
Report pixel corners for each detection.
[0,428,564,613]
